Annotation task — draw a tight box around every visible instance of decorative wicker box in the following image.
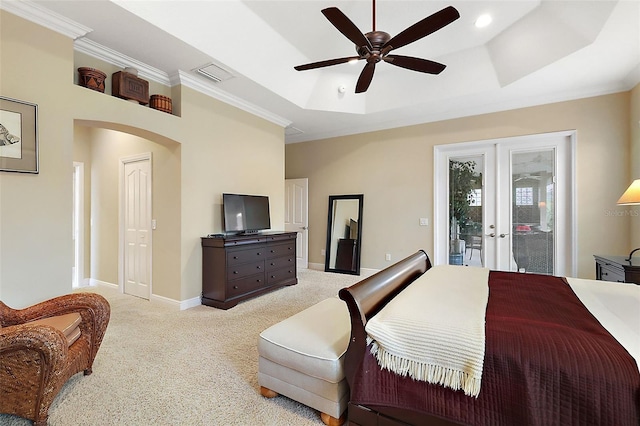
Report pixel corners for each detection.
[77,67,107,93]
[112,71,149,104]
[149,95,172,114]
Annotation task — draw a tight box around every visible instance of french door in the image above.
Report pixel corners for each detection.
[434,131,576,276]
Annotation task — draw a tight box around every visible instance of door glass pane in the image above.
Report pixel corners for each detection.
[511,150,555,274]
[449,156,483,266]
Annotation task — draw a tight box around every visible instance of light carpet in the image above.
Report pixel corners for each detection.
[1,269,362,426]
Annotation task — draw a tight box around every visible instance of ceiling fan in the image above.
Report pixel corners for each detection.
[294,1,460,93]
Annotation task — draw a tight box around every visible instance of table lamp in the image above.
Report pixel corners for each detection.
[617,179,640,261]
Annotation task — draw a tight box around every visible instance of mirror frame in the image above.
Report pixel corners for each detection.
[324,194,364,275]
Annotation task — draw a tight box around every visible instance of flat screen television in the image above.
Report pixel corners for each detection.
[223,193,271,234]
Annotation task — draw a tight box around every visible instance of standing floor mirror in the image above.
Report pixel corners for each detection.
[325,194,363,275]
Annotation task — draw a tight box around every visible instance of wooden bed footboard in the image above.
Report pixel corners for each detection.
[338,250,431,388]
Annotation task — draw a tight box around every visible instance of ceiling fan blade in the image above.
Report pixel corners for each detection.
[383,55,446,74]
[382,6,460,52]
[355,62,376,93]
[295,56,361,71]
[322,7,373,51]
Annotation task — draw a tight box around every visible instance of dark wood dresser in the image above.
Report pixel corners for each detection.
[594,255,640,285]
[202,232,297,309]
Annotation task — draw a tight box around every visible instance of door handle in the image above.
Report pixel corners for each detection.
[300,226,308,230]
[499,233,510,238]
[486,233,495,238]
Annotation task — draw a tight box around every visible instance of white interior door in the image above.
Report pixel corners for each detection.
[285,178,309,269]
[121,154,152,299]
[434,131,575,276]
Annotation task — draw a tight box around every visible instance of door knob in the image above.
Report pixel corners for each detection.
[486,233,495,238]
[499,233,510,238]
[300,226,308,230]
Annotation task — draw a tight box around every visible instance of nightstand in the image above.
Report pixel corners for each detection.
[594,255,640,285]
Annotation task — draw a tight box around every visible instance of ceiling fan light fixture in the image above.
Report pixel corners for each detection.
[294,4,460,93]
[475,14,492,28]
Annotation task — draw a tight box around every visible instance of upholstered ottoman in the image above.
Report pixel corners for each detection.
[258,297,350,426]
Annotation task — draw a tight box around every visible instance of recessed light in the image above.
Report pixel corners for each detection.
[475,14,492,28]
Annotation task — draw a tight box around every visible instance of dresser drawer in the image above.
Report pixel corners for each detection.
[266,242,295,259]
[267,266,296,285]
[227,247,266,266]
[227,274,267,298]
[228,260,264,280]
[266,255,295,271]
[599,264,625,283]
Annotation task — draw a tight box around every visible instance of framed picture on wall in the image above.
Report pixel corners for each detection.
[0,96,38,173]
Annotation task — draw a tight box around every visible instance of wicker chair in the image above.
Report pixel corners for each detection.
[0,292,110,426]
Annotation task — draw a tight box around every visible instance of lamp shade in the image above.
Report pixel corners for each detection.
[617,179,640,205]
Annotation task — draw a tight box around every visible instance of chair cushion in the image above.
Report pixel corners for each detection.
[258,297,350,383]
[28,312,82,346]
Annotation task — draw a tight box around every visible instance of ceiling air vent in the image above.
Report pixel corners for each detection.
[285,126,304,136]
[195,63,234,83]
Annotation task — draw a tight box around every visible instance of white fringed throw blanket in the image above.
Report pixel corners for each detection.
[365,265,490,397]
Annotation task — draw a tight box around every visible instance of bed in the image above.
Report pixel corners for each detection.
[338,250,640,426]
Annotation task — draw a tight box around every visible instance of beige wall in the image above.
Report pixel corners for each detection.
[0,11,285,307]
[630,84,640,249]
[286,92,633,279]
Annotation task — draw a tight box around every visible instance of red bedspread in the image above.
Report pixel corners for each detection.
[350,271,640,425]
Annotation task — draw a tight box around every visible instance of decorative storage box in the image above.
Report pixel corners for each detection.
[78,67,107,93]
[112,71,149,104]
[149,95,172,114]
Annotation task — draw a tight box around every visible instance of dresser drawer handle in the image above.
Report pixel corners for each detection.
[233,271,239,274]
[233,256,238,260]
[270,262,275,266]
[256,266,261,270]
[233,285,238,289]
[270,275,276,279]
[256,252,262,256]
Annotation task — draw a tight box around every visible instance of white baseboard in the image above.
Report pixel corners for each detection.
[88,279,200,311]
[308,262,324,271]
[151,293,201,311]
[307,262,378,277]
[91,278,118,288]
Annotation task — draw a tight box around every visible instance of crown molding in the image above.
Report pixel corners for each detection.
[0,0,92,39]
[4,0,290,129]
[177,71,292,128]
[75,41,290,128]
[74,38,172,86]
